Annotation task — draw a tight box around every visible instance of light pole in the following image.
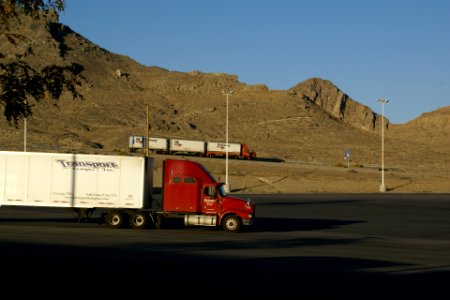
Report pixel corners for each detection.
[146,101,150,158]
[24,116,27,152]
[24,100,27,152]
[377,98,389,192]
[222,89,234,193]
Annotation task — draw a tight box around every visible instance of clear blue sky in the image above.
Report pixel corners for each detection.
[59,0,449,124]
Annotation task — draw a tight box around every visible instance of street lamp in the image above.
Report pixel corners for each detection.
[222,89,234,193]
[24,100,27,152]
[377,98,389,192]
[24,115,27,152]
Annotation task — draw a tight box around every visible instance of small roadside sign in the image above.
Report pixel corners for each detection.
[344,149,350,169]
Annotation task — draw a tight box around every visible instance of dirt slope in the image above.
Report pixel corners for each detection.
[1,11,449,193]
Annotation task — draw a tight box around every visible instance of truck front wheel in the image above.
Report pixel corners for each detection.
[106,211,126,229]
[222,215,242,233]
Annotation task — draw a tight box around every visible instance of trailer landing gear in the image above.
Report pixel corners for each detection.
[72,208,96,223]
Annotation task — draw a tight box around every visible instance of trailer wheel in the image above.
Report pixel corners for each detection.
[222,215,242,233]
[106,211,126,229]
[130,211,149,229]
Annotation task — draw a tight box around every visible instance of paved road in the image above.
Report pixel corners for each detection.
[1,193,449,298]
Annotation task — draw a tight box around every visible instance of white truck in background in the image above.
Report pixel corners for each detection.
[168,138,205,156]
[129,136,169,154]
[129,135,256,159]
[149,137,168,153]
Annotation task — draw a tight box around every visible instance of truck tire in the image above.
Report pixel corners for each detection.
[222,215,242,233]
[130,211,149,229]
[106,211,126,229]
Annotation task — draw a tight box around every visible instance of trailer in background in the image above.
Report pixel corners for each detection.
[206,142,256,160]
[206,142,241,158]
[128,135,256,160]
[168,138,206,156]
[149,137,169,154]
[129,135,145,152]
[129,136,169,154]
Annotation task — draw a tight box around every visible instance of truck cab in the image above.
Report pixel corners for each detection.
[161,159,255,232]
[241,144,257,160]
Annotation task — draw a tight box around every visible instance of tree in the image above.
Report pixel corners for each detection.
[0,0,83,127]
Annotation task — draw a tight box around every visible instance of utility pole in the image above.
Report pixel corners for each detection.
[146,102,150,158]
[24,115,27,152]
[222,89,234,193]
[377,98,389,192]
[24,100,27,152]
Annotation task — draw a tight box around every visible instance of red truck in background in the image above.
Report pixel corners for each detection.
[0,151,255,233]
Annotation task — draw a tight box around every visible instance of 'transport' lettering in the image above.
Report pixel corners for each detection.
[56,160,119,169]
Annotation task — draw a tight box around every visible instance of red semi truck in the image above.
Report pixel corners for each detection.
[0,151,255,233]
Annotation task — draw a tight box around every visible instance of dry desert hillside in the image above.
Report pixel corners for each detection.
[1,11,449,193]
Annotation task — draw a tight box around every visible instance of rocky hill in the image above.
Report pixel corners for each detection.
[1,11,449,176]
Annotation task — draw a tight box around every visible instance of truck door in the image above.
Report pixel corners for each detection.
[163,176,200,212]
[202,185,221,214]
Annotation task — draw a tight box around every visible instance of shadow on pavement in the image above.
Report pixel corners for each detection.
[0,240,447,299]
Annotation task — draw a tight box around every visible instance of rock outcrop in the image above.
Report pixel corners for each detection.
[290,78,386,131]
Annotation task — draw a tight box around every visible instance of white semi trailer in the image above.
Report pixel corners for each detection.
[168,138,205,156]
[0,151,152,223]
[129,136,168,154]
